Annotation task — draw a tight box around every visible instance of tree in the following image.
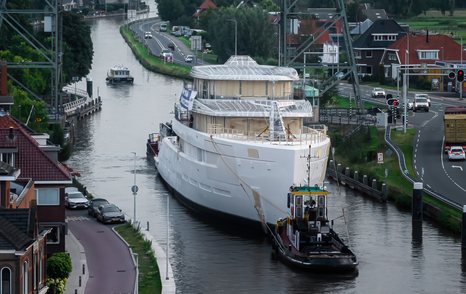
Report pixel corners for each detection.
[47,252,72,280]
[61,12,94,85]
[207,6,275,62]
[156,0,185,23]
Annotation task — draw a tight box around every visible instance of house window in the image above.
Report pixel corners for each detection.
[355,51,361,59]
[1,267,11,294]
[366,66,373,75]
[41,225,60,245]
[388,53,397,61]
[23,261,28,294]
[36,188,60,205]
[418,50,438,60]
[0,153,14,167]
[366,51,372,58]
[373,34,397,41]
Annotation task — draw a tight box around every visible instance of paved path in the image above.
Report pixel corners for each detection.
[65,210,136,294]
[65,229,88,294]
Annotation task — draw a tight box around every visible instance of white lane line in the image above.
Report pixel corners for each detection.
[452,165,463,171]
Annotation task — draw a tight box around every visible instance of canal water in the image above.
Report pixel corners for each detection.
[66,14,466,294]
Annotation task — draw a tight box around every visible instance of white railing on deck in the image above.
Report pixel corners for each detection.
[207,125,328,145]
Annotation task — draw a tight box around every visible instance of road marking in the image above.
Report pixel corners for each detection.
[66,216,91,222]
[452,165,463,171]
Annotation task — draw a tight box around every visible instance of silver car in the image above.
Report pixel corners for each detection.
[65,191,89,209]
[448,146,465,161]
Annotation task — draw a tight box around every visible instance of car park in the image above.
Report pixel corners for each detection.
[96,204,125,224]
[371,87,386,98]
[185,55,194,63]
[448,146,466,161]
[65,191,89,209]
[88,198,110,217]
[144,31,152,39]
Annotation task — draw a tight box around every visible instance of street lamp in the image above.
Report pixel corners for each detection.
[227,19,237,56]
[131,152,138,224]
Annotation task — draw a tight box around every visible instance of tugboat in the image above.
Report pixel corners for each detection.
[106,65,134,84]
[271,151,358,272]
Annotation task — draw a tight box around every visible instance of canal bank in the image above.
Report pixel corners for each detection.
[64,14,466,293]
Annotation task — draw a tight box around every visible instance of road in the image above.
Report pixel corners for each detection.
[339,82,466,207]
[66,209,136,293]
[129,18,199,65]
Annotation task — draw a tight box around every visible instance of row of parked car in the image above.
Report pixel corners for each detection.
[65,188,125,224]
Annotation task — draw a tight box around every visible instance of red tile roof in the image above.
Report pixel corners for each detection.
[193,0,217,17]
[388,34,462,64]
[0,114,72,183]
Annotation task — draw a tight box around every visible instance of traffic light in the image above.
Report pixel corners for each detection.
[458,69,465,82]
[449,71,456,80]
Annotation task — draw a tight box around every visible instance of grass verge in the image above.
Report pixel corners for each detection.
[115,223,162,294]
[331,126,461,232]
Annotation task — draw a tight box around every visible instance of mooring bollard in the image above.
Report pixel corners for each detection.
[412,182,423,222]
[354,171,359,181]
[371,179,377,190]
[345,167,350,176]
[363,175,368,185]
[381,183,388,201]
[337,163,342,174]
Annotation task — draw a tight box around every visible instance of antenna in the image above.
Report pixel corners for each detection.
[300,145,317,186]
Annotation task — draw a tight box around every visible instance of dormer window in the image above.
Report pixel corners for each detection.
[373,34,397,41]
[0,148,17,167]
[417,50,439,60]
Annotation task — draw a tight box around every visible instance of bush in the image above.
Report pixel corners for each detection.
[47,252,72,279]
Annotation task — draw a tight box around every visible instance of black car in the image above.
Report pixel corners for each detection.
[96,204,125,224]
[88,198,110,217]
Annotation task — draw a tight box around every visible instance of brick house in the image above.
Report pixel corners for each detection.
[0,205,49,294]
[383,33,463,88]
[353,19,407,79]
[0,113,72,256]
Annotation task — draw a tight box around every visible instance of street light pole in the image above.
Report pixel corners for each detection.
[131,152,138,224]
[227,19,237,56]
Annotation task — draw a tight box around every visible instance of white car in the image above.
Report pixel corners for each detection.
[414,93,431,107]
[185,55,194,63]
[371,87,386,98]
[448,146,466,161]
[65,191,89,209]
[144,31,152,39]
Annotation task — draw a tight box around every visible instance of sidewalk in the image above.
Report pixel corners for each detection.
[65,230,89,294]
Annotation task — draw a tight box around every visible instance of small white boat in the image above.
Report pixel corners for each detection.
[106,65,134,84]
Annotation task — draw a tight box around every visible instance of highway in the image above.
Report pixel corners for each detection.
[339,82,466,207]
[129,18,200,66]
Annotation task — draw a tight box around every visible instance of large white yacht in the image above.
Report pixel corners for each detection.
[149,56,330,231]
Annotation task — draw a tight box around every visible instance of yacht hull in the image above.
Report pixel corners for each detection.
[154,120,330,226]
